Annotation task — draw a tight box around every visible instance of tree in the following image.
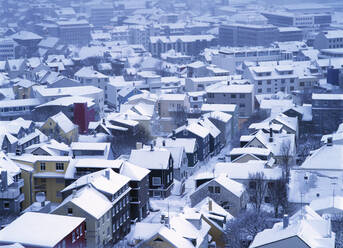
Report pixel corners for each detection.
[267,179,288,217]
[332,215,343,248]
[225,210,275,248]
[248,172,267,213]
[280,140,292,182]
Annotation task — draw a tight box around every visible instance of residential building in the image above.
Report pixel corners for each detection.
[90,5,114,27]
[219,23,279,47]
[57,20,91,46]
[149,35,217,57]
[173,122,210,161]
[250,206,335,248]
[0,152,24,215]
[129,146,174,198]
[206,82,255,118]
[0,212,86,248]
[278,27,303,42]
[312,93,343,134]
[53,186,114,247]
[70,142,114,160]
[0,98,42,121]
[0,38,17,60]
[190,175,248,217]
[203,111,233,146]
[314,30,343,50]
[40,112,79,144]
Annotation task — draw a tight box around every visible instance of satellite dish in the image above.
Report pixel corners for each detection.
[36,192,46,203]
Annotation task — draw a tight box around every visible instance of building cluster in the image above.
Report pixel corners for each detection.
[0,0,342,247]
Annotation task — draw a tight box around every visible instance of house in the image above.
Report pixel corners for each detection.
[215,161,282,205]
[70,142,114,160]
[314,30,343,50]
[0,212,86,248]
[119,161,150,221]
[229,147,272,163]
[240,130,296,165]
[10,154,71,208]
[201,104,239,132]
[52,186,113,247]
[173,122,210,161]
[155,137,199,169]
[190,175,248,217]
[250,206,335,248]
[59,168,131,244]
[206,82,255,118]
[25,139,70,156]
[203,111,233,146]
[40,112,79,144]
[117,86,142,105]
[129,146,174,198]
[0,152,24,215]
[16,129,46,154]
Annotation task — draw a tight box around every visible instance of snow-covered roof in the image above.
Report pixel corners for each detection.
[50,112,77,133]
[36,96,95,109]
[215,161,282,180]
[119,160,150,181]
[0,98,42,108]
[206,82,254,94]
[129,147,171,170]
[75,67,108,79]
[310,196,343,214]
[312,93,343,101]
[72,158,123,169]
[193,196,233,221]
[203,111,232,123]
[201,104,237,113]
[155,226,195,248]
[159,93,186,101]
[71,142,109,151]
[150,34,215,44]
[230,147,271,157]
[175,122,210,139]
[58,185,112,219]
[250,206,335,248]
[35,85,103,97]
[155,137,197,153]
[0,212,84,247]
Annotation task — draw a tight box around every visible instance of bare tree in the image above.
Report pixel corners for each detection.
[225,210,274,248]
[267,179,288,218]
[248,172,267,213]
[280,140,293,182]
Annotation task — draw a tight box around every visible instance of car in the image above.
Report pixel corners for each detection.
[217,156,226,162]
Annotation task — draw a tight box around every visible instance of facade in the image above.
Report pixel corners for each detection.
[0,98,42,121]
[149,35,217,57]
[278,27,303,42]
[206,82,255,118]
[57,20,91,46]
[90,6,114,27]
[314,30,343,50]
[0,212,86,248]
[219,23,279,47]
[0,38,17,60]
[129,147,174,198]
[312,93,343,134]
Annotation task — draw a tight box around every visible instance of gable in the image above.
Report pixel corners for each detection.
[232,153,260,163]
[32,147,51,156]
[246,137,266,149]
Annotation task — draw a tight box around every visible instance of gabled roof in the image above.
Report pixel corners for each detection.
[175,122,210,138]
[49,112,77,133]
[58,185,112,219]
[156,137,197,153]
[119,160,150,181]
[129,148,171,170]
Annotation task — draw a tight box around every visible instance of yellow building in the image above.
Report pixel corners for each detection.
[10,154,71,208]
[40,112,79,145]
[12,79,37,99]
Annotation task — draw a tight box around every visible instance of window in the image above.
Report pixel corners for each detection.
[239,94,245,98]
[72,232,75,243]
[290,86,294,91]
[264,197,271,203]
[56,163,64,171]
[231,94,236,98]
[215,186,220,194]
[300,81,304,86]
[267,80,271,85]
[152,177,161,186]
[208,186,214,193]
[239,103,245,108]
[40,162,46,171]
[76,228,79,238]
[267,88,271,93]
[68,208,73,215]
[258,89,262,93]
[107,227,110,236]
[3,201,9,210]
[80,225,83,236]
[290,78,295,83]
[258,81,262,85]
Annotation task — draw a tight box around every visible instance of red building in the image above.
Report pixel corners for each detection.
[0,212,86,248]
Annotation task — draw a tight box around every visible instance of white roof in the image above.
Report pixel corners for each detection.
[75,67,108,79]
[230,147,271,156]
[129,148,171,170]
[203,111,232,123]
[72,158,123,169]
[35,85,103,97]
[155,137,197,153]
[157,226,195,248]
[37,96,95,108]
[50,112,77,133]
[193,196,233,221]
[215,161,282,180]
[119,160,150,181]
[201,104,237,113]
[175,122,210,139]
[59,185,112,219]
[0,98,42,108]
[206,82,254,94]
[213,174,245,197]
[0,212,84,247]
[71,142,109,151]
[310,196,343,213]
[159,93,186,101]
[312,93,343,100]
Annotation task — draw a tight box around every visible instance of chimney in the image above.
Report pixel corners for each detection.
[162,140,166,146]
[136,142,143,150]
[105,169,110,180]
[185,119,188,126]
[1,171,7,192]
[102,118,105,125]
[327,137,333,146]
[208,199,213,212]
[269,127,273,142]
[172,130,176,140]
[283,214,289,229]
[72,189,77,198]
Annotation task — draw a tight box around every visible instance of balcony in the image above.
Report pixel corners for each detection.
[0,188,21,199]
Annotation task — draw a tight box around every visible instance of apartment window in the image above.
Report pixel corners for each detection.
[107,227,110,236]
[215,186,220,194]
[300,81,305,86]
[239,103,245,108]
[68,208,73,215]
[40,162,46,171]
[208,186,214,193]
[56,163,64,171]
[3,201,9,210]
[258,81,262,85]
[258,89,262,93]
[231,94,236,98]
[290,78,295,83]
[281,79,285,84]
[290,86,294,91]
[267,88,271,93]
[152,177,161,186]
[80,225,83,236]
[107,211,110,220]
[208,93,214,98]
[239,94,245,98]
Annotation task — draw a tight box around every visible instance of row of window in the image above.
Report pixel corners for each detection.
[40,162,64,171]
